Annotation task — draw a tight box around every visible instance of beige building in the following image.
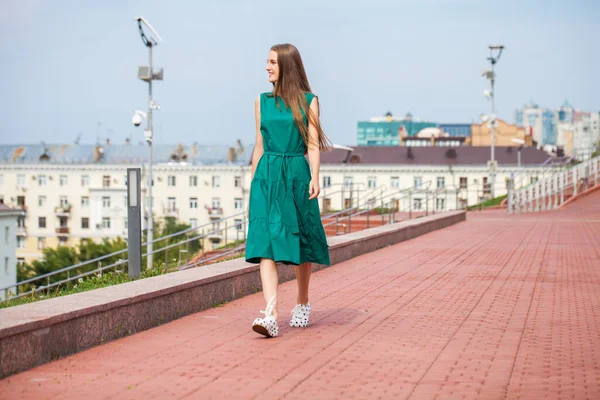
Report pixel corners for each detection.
[471,119,532,147]
[0,143,555,263]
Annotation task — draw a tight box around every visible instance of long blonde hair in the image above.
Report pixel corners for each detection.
[269,43,333,152]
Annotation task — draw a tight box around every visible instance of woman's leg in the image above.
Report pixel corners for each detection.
[259,258,279,319]
[294,262,312,304]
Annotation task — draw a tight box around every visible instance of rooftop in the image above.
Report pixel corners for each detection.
[320,145,550,166]
[0,143,251,166]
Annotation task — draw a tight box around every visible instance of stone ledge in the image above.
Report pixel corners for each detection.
[0,211,465,378]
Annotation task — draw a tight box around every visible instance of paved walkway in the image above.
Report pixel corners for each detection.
[2,192,599,399]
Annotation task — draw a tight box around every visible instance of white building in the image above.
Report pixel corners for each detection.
[0,142,250,262]
[572,112,600,160]
[0,143,556,263]
[0,204,22,300]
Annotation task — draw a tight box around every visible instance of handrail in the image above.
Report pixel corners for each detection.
[507,154,600,214]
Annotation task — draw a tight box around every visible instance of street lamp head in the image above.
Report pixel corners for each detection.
[483,89,493,99]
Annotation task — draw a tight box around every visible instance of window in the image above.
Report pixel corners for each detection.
[391,177,400,188]
[437,177,445,189]
[17,196,25,207]
[58,237,68,245]
[4,257,7,275]
[212,197,221,209]
[81,217,89,229]
[81,175,89,186]
[234,198,243,209]
[102,196,111,208]
[17,257,25,266]
[189,176,198,187]
[38,217,46,228]
[234,176,242,187]
[38,196,46,207]
[436,198,445,211]
[102,217,111,229]
[344,176,353,188]
[322,176,331,188]
[413,198,422,210]
[368,176,377,188]
[189,197,198,209]
[530,176,539,184]
[102,175,111,188]
[17,236,25,249]
[81,196,89,207]
[168,175,176,186]
[17,174,26,186]
[17,216,25,228]
[38,175,47,186]
[459,177,468,189]
[190,218,198,228]
[413,176,423,189]
[483,177,491,194]
[235,218,243,231]
[167,197,177,212]
[60,175,68,186]
[124,218,128,229]
[38,237,46,250]
[60,196,69,208]
[4,226,8,244]
[212,176,221,188]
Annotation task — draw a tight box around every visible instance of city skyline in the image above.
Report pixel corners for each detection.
[1,0,599,146]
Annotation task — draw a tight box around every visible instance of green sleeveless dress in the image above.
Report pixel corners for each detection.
[245,92,331,266]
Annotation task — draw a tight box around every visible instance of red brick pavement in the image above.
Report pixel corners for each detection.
[1,192,599,400]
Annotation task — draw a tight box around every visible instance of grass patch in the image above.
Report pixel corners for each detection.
[1,264,171,310]
[467,194,507,210]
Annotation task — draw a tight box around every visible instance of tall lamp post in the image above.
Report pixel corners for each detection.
[481,45,504,198]
[134,16,163,269]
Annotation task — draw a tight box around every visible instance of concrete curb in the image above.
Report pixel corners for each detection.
[0,211,465,378]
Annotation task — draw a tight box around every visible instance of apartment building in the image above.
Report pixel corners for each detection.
[0,204,22,299]
[0,143,554,262]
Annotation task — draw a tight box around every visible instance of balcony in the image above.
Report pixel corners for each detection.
[16,226,27,236]
[163,207,179,218]
[206,207,223,219]
[206,231,223,241]
[55,205,72,217]
[56,226,70,236]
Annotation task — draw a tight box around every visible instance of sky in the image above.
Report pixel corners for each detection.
[0,0,599,147]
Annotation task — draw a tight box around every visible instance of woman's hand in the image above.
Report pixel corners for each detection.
[308,178,320,200]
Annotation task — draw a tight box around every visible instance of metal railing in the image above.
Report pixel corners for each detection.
[507,155,600,214]
[1,181,451,302]
[1,211,249,301]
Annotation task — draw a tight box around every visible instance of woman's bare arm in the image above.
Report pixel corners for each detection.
[251,95,264,179]
[307,96,321,200]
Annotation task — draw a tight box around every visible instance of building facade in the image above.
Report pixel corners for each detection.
[0,204,22,300]
[439,124,472,138]
[470,119,530,147]
[357,112,438,146]
[572,111,600,160]
[0,143,555,264]
[515,101,557,146]
[0,143,250,262]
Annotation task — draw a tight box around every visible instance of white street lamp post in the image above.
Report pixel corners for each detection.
[134,17,163,270]
[482,45,504,198]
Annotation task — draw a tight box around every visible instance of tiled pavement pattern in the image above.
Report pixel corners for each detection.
[1,192,599,399]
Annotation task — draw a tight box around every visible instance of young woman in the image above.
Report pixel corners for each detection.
[245,43,333,338]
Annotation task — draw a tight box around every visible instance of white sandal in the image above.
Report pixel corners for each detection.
[252,295,279,337]
[289,302,311,328]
